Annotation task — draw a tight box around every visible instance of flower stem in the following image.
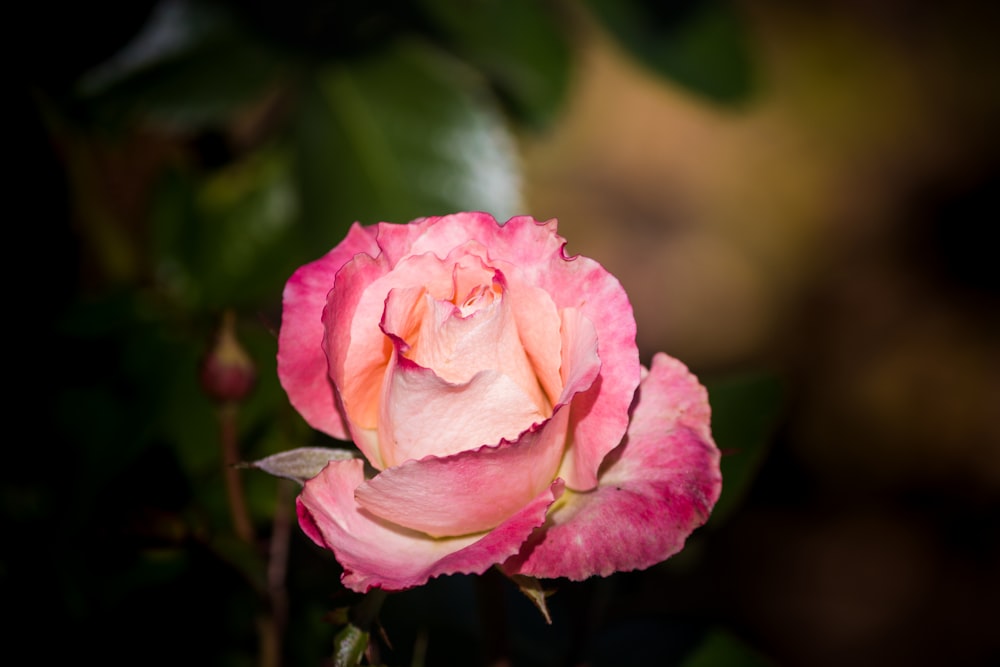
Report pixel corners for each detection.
[331,589,388,667]
[219,402,255,544]
[266,479,293,661]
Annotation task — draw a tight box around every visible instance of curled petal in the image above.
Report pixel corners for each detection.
[553,255,640,491]
[503,353,721,580]
[383,267,549,415]
[377,356,547,467]
[322,251,392,467]
[298,459,563,592]
[278,223,378,440]
[328,251,459,432]
[508,280,564,408]
[358,407,571,538]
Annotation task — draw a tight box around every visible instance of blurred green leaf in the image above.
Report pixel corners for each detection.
[78,0,287,129]
[332,623,370,667]
[292,38,522,234]
[415,0,573,128]
[703,372,783,523]
[585,0,754,105]
[151,145,300,310]
[681,628,775,667]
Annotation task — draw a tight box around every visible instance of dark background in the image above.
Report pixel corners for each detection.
[11,1,1000,665]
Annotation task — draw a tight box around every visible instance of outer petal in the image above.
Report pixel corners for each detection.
[550,251,639,491]
[360,212,502,267]
[321,251,392,467]
[298,459,563,592]
[278,223,379,440]
[404,212,509,260]
[357,407,569,538]
[503,353,721,580]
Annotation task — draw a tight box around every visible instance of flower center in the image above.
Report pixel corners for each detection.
[456,282,500,317]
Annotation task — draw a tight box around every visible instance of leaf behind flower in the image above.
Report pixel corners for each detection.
[242,446,358,484]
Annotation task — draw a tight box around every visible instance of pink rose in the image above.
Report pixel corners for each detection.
[278,212,721,592]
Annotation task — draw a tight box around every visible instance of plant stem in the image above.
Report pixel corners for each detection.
[267,479,293,661]
[219,400,281,667]
[219,402,254,544]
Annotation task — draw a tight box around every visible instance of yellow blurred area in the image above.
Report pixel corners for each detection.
[522,0,1000,486]
[521,3,999,664]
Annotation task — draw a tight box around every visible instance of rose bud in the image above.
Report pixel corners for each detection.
[277,213,721,592]
[201,310,256,404]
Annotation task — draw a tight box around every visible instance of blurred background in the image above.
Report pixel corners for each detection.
[11,0,1000,665]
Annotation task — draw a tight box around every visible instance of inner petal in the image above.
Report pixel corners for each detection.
[421,278,549,414]
[375,252,554,465]
[377,353,548,467]
[334,251,456,432]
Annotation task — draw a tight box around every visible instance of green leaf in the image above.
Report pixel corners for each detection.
[150,145,300,310]
[332,623,370,667]
[681,628,775,667]
[292,38,523,234]
[585,0,755,105]
[242,447,358,485]
[330,589,387,667]
[77,0,286,130]
[415,0,573,127]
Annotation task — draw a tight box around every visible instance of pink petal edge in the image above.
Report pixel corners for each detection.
[356,407,570,538]
[278,223,378,440]
[298,458,564,592]
[503,353,722,580]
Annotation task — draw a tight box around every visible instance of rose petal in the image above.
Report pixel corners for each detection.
[550,254,640,491]
[424,213,641,492]
[374,212,556,270]
[377,354,548,469]
[328,252,457,433]
[321,251,392,467]
[298,458,564,592]
[383,268,550,416]
[404,212,506,259]
[553,307,607,488]
[278,223,378,440]
[357,407,570,537]
[503,353,721,580]
[509,280,564,408]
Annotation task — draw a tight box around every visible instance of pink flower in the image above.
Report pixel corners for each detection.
[278,212,721,592]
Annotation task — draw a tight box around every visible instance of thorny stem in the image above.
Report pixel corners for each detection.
[350,588,388,631]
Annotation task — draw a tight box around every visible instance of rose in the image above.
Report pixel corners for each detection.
[278,212,721,592]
